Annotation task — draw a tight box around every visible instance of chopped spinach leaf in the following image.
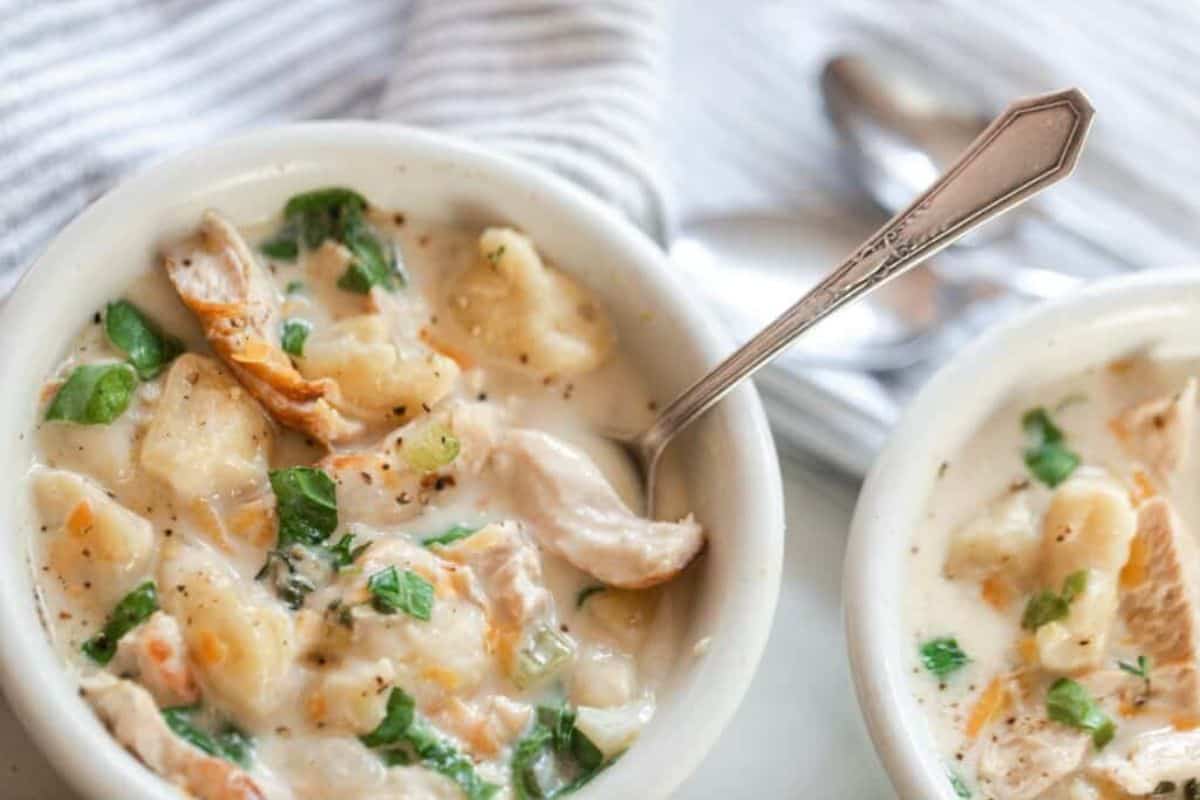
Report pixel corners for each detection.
[361,688,499,800]
[1046,677,1115,749]
[45,363,137,425]
[284,280,305,294]
[422,524,478,549]
[272,187,404,294]
[360,687,416,748]
[82,581,158,664]
[104,300,183,380]
[1021,570,1088,631]
[512,701,610,799]
[269,467,337,548]
[367,566,434,621]
[255,549,318,610]
[1022,407,1080,487]
[162,705,252,767]
[327,533,370,571]
[918,637,968,680]
[575,585,606,609]
[280,318,311,357]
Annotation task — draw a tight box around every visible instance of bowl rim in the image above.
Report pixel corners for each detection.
[844,268,1200,799]
[0,122,785,800]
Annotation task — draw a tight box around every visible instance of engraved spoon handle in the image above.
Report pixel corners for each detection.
[638,88,1095,466]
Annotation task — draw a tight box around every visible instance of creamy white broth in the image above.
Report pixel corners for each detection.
[30,197,698,800]
[907,356,1200,799]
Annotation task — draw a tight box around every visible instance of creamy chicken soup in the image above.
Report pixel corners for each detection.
[31,189,703,800]
[907,355,1200,800]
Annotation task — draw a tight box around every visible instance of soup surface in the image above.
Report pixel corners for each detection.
[30,189,702,800]
[907,354,1200,800]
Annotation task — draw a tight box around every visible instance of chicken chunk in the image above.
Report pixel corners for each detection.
[112,611,200,708]
[81,674,264,800]
[494,429,703,588]
[160,544,295,721]
[141,354,273,500]
[1111,378,1197,477]
[1090,728,1200,795]
[1035,470,1136,672]
[437,521,557,681]
[297,314,458,427]
[163,210,361,444]
[977,676,1090,800]
[33,468,155,611]
[449,228,614,376]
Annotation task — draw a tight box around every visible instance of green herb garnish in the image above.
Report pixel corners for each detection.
[269,467,337,548]
[1022,407,1080,487]
[162,705,252,767]
[82,581,158,664]
[280,318,311,357]
[422,525,478,549]
[511,701,611,799]
[1021,570,1088,631]
[327,533,370,571]
[1119,654,1151,681]
[366,566,434,621]
[576,585,606,609]
[254,549,318,610]
[104,300,183,380]
[361,688,499,800]
[45,363,137,425]
[268,187,405,294]
[284,280,305,294]
[918,637,969,680]
[1046,677,1115,749]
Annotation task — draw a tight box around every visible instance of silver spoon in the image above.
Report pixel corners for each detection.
[621,88,1094,515]
[821,50,1130,278]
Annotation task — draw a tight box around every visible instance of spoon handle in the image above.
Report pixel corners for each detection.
[641,88,1094,461]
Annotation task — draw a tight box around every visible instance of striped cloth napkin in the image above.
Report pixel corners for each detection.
[5,0,1200,474]
[0,0,666,290]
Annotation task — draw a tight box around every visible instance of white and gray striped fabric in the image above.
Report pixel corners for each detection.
[0,0,666,291]
[4,0,1200,474]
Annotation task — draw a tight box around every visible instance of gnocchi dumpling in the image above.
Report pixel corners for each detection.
[944,489,1039,585]
[33,468,155,610]
[449,227,615,375]
[1035,470,1136,671]
[160,544,295,720]
[298,314,459,425]
[141,354,273,500]
[306,657,396,734]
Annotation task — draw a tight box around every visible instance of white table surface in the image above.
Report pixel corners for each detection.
[0,454,895,799]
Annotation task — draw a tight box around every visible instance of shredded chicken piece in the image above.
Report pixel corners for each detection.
[81,674,264,800]
[1089,728,1200,795]
[977,675,1089,800]
[1111,378,1197,477]
[163,210,361,444]
[1120,497,1200,714]
[493,429,704,588]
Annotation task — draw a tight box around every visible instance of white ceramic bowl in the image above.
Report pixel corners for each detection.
[844,270,1200,799]
[0,124,784,800]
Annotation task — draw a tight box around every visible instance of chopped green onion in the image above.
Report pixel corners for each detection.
[422,525,478,549]
[1046,677,1115,749]
[1021,570,1088,631]
[918,637,969,680]
[1022,407,1080,487]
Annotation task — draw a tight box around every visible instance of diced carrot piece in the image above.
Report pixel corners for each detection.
[1121,532,1149,589]
[65,499,94,538]
[1108,416,1130,442]
[966,677,1010,738]
[1108,357,1137,374]
[147,637,172,665]
[1173,714,1200,731]
[306,691,327,721]
[1017,637,1038,665]
[981,576,1011,612]
[1130,470,1157,506]
[194,630,228,667]
[422,665,461,691]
